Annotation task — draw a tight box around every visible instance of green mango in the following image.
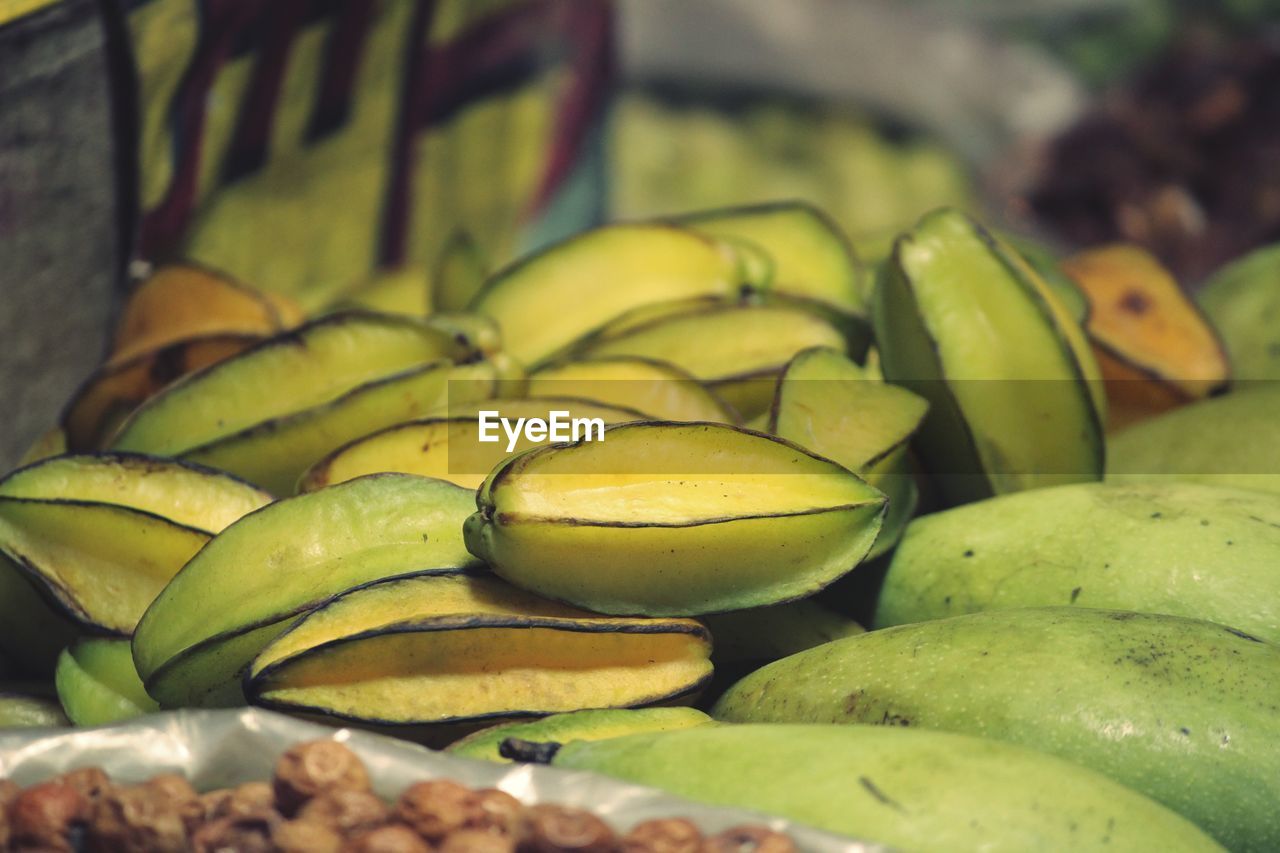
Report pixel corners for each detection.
[701,599,864,666]
[1107,383,1280,496]
[714,607,1280,852]
[55,637,158,727]
[446,707,712,763]
[1197,242,1280,380]
[529,723,1222,852]
[874,481,1280,642]
[872,208,1104,505]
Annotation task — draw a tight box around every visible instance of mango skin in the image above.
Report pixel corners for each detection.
[446,707,712,762]
[702,599,864,665]
[714,607,1280,852]
[1107,384,1280,497]
[550,723,1223,853]
[1197,242,1280,380]
[875,481,1280,643]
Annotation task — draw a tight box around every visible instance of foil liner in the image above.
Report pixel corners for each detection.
[0,707,883,852]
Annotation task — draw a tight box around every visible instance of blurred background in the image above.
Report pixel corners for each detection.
[2,0,1278,464]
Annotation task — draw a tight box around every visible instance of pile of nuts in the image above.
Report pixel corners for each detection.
[0,740,797,852]
[1029,29,1280,283]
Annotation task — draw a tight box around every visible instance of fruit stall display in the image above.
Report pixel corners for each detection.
[1,708,868,852]
[0,194,1277,852]
[607,93,975,267]
[4,739,801,853]
[5,0,1280,849]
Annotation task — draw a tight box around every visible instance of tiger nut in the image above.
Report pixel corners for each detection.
[520,804,617,853]
[296,788,390,835]
[395,779,474,841]
[190,812,280,853]
[195,788,231,824]
[273,740,371,815]
[0,779,19,848]
[143,773,198,807]
[54,767,112,804]
[272,817,344,853]
[622,819,703,853]
[345,823,433,853]
[208,781,275,820]
[7,781,88,852]
[467,789,524,836]
[142,774,204,835]
[442,828,518,853]
[87,784,186,853]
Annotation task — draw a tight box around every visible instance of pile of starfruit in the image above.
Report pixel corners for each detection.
[4,199,1280,850]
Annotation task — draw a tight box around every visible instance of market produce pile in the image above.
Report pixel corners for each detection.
[610,95,974,266]
[1,202,1278,852]
[0,737,797,852]
[1031,29,1280,283]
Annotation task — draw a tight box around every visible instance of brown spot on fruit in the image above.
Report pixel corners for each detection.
[1119,289,1152,314]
